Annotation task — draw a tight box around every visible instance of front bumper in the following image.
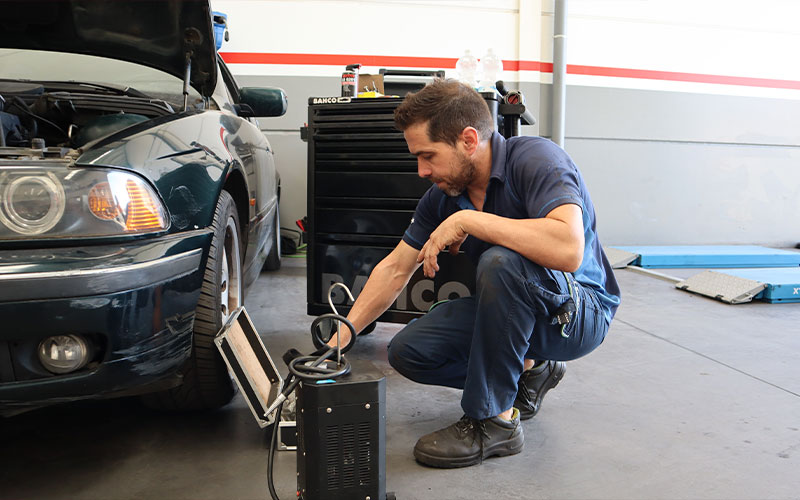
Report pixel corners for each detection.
[0,230,212,408]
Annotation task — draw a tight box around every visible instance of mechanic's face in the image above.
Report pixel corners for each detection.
[404,122,477,197]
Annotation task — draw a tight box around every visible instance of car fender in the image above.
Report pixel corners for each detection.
[76,109,256,232]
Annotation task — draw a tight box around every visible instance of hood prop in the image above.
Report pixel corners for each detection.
[182,52,192,111]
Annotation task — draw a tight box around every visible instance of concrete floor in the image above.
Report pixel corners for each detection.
[2,257,799,500]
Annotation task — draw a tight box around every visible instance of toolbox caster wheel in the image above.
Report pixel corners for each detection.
[359,321,377,336]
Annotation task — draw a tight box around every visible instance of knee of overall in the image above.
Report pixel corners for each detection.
[476,246,521,291]
[386,332,407,372]
[386,320,428,375]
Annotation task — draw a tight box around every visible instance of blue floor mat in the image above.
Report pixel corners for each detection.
[718,268,800,303]
[614,245,800,269]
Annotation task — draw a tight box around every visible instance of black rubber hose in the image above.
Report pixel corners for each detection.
[288,353,351,381]
[267,399,284,500]
[309,313,357,352]
[10,96,66,139]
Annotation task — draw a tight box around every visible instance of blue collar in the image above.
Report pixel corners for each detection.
[455,194,475,210]
[454,132,506,210]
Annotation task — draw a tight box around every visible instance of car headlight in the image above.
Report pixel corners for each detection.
[0,172,66,235]
[0,167,168,239]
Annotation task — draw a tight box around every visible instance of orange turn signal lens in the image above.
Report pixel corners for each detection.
[124,179,166,231]
[87,174,166,233]
[88,182,120,220]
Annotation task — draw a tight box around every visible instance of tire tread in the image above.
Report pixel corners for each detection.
[141,191,238,411]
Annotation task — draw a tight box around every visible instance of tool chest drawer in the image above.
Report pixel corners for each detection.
[306,97,475,322]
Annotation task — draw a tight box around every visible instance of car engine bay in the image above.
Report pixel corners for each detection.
[0,80,176,152]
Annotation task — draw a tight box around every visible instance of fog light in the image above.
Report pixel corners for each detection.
[37,335,91,374]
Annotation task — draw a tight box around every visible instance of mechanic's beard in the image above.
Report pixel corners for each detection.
[440,153,477,197]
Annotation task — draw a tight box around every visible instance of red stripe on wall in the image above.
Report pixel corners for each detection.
[500,60,548,72]
[221,52,458,69]
[568,64,800,91]
[220,52,800,91]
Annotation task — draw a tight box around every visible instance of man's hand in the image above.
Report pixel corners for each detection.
[326,327,352,350]
[417,211,469,278]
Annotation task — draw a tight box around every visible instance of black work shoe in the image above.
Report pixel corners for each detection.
[514,360,566,421]
[413,411,524,468]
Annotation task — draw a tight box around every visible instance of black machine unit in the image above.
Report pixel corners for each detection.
[215,307,392,500]
[296,359,387,500]
[305,90,534,324]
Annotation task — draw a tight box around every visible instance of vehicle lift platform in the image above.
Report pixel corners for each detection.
[605,245,800,304]
[611,245,800,269]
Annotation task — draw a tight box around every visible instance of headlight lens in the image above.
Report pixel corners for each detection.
[0,167,167,239]
[0,172,65,235]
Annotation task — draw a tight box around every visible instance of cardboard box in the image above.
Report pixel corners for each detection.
[357,73,384,94]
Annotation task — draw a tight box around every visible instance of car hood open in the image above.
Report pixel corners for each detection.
[0,0,217,97]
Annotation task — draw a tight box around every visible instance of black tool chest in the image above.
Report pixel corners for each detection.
[306,96,479,323]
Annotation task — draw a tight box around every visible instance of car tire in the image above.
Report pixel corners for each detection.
[263,203,281,271]
[142,190,240,411]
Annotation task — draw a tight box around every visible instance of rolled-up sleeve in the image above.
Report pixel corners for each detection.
[402,187,442,250]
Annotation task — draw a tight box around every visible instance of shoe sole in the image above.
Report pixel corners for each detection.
[413,435,524,469]
[519,362,566,421]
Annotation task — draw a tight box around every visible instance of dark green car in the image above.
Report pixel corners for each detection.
[0,0,286,414]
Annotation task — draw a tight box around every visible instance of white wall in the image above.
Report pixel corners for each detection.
[214,0,524,79]
[214,0,800,246]
[562,0,800,99]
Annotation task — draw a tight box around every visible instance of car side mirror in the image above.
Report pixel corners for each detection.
[238,87,288,117]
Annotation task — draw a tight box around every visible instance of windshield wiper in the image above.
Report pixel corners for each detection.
[37,80,150,98]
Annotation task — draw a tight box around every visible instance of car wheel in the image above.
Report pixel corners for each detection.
[142,190,239,410]
[263,203,281,271]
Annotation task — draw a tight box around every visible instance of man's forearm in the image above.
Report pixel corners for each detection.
[345,258,418,334]
[458,207,584,272]
[327,242,420,348]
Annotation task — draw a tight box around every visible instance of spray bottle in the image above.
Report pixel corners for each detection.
[341,64,361,97]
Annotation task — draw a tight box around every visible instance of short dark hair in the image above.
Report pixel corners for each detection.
[394,79,494,146]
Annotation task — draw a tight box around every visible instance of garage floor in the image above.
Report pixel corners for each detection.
[2,257,799,500]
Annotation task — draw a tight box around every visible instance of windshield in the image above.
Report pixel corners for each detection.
[0,49,203,108]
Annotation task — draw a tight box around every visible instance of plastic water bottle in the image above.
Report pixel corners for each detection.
[479,48,503,91]
[455,50,479,88]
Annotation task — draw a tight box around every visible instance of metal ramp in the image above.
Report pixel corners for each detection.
[675,271,767,304]
[716,268,800,303]
[604,246,638,269]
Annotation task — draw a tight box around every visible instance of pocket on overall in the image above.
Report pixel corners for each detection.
[522,271,574,321]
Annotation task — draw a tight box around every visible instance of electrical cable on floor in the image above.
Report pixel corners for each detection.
[267,398,285,500]
[279,227,307,258]
[283,244,307,259]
